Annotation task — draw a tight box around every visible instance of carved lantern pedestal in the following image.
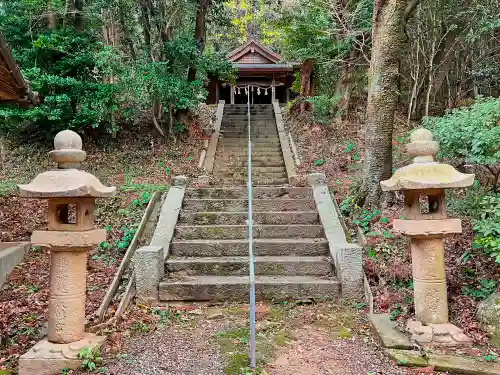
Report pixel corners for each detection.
[18,130,115,375]
[381,129,474,346]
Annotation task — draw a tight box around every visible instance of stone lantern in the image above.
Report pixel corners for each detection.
[381,128,474,345]
[18,130,116,375]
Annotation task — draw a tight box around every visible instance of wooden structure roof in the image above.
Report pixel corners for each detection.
[228,39,281,65]
[227,39,300,76]
[0,33,37,105]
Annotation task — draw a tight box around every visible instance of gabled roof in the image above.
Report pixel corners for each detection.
[227,39,281,64]
[0,33,37,105]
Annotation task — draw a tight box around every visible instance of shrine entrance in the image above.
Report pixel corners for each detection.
[206,39,300,105]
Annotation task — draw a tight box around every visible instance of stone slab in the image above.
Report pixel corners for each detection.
[184,187,313,199]
[308,173,363,299]
[0,242,29,287]
[203,101,224,172]
[393,218,462,237]
[166,255,332,276]
[182,198,316,212]
[19,333,106,375]
[170,238,329,257]
[173,224,324,240]
[386,349,500,375]
[178,211,319,225]
[369,313,413,349]
[160,275,340,302]
[31,229,106,249]
[134,246,164,304]
[150,176,187,259]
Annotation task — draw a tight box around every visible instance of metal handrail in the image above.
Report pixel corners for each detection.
[247,85,256,371]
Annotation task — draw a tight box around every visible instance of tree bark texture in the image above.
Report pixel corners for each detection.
[362,0,406,208]
[299,59,313,113]
[47,0,57,29]
[188,0,212,81]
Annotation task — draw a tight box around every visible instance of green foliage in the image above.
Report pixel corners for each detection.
[472,194,500,263]
[306,95,342,125]
[0,0,234,140]
[462,279,497,300]
[131,192,152,207]
[0,29,120,139]
[116,226,137,250]
[423,96,500,190]
[352,208,381,234]
[77,346,102,372]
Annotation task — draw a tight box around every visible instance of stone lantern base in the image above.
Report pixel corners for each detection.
[407,320,473,346]
[19,333,106,375]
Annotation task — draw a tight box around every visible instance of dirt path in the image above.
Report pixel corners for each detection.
[78,303,450,375]
[266,327,406,375]
[103,322,226,375]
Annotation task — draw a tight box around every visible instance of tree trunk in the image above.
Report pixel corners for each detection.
[74,0,84,32]
[335,49,356,116]
[188,0,212,81]
[139,0,152,55]
[64,0,74,27]
[118,0,136,59]
[246,0,259,40]
[47,0,57,29]
[361,0,406,208]
[299,59,313,113]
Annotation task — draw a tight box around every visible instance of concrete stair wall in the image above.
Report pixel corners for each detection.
[159,186,340,302]
[212,104,287,185]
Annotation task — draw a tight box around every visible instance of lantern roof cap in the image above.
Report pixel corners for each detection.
[380,128,474,191]
[18,130,116,198]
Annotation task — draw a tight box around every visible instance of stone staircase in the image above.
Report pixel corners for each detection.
[159,186,340,302]
[213,104,288,185]
[155,102,344,302]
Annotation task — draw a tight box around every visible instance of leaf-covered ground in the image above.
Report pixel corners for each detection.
[0,122,208,371]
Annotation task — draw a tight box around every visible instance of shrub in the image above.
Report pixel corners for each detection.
[472,194,500,263]
[306,95,341,125]
[423,96,500,191]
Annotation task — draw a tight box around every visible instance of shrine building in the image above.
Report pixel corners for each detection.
[206,39,300,105]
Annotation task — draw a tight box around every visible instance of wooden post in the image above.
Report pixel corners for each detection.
[272,76,276,102]
[230,85,235,104]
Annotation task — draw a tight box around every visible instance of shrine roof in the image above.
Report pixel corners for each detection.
[0,33,37,105]
[228,39,281,64]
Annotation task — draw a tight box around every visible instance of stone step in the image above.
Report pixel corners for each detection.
[214,177,288,186]
[214,166,286,174]
[173,224,324,240]
[159,275,340,302]
[182,198,316,212]
[213,155,284,162]
[220,133,279,138]
[222,122,275,127]
[165,256,332,276]
[184,187,313,199]
[213,160,285,168]
[214,172,288,181]
[170,238,328,257]
[219,151,283,158]
[219,139,280,146]
[217,146,282,153]
[220,132,279,138]
[225,115,274,119]
[178,211,319,225]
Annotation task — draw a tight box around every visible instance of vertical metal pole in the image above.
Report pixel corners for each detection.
[247,85,256,371]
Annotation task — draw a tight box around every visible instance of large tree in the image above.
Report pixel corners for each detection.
[360,0,420,208]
